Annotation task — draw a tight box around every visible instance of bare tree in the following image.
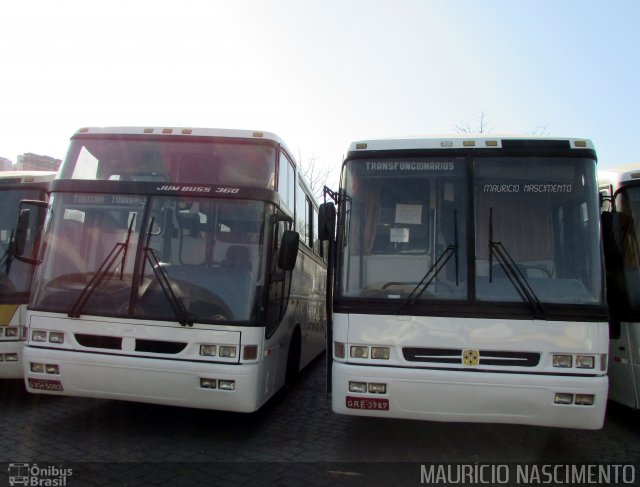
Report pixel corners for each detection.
[298,151,336,201]
[454,111,492,134]
[530,124,550,136]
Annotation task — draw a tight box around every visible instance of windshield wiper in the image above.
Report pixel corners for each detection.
[488,207,547,319]
[400,210,459,312]
[142,217,193,327]
[68,215,136,319]
[0,229,15,276]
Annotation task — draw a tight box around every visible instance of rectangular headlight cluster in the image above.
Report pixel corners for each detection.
[199,344,238,359]
[199,378,235,391]
[552,354,597,369]
[0,327,20,338]
[554,392,595,406]
[349,345,390,360]
[349,381,387,394]
[30,362,60,375]
[31,330,64,344]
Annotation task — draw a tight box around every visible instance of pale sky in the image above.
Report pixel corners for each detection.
[1,0,638,187]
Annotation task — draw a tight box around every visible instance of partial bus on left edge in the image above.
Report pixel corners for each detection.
[0,171,56,378]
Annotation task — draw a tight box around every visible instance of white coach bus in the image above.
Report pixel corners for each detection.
[599,166,640,409]
[0,171,55,378]
[319,135,608,429]
[18,127,326,412]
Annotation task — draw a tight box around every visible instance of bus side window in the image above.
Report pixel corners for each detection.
[278,152,295,214]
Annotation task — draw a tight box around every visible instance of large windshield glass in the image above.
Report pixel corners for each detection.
[615,186,640,309]
[475,157,601,305]
[337,156,602,308]
[31,193,269,323]
[338,158,467,301]
[61,137,277,189]
[0,188,44,302]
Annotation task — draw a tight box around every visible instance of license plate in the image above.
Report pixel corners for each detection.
[28,378,64,392]
[346,396,389,410]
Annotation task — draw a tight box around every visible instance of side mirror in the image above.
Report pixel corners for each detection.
[14,200,48,265]
[601,211,624,262]
[318,202,336,241]
[278,230,299,271]
[14,209,31,256]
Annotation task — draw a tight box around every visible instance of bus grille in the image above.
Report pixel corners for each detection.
[402,347,540,367]
[74,334,187,354]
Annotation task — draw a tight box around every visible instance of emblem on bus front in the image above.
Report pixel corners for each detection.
[462,349,479,366]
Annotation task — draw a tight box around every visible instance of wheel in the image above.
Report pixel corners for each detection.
[284,329,301,390]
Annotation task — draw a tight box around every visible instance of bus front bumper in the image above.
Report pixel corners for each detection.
[0,341,23,379]
[332,362,608,429]
[23,346,264,412]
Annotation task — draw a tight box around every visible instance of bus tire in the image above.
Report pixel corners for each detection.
[284,327,301,390]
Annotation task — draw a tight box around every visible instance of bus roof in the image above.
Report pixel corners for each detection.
[73,126,288,147]
[598,166,640,186]
[347,134,594,153]
[0,170,57,184]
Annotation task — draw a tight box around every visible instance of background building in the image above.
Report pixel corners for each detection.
[15,153,61,172]
[0,157,12,171]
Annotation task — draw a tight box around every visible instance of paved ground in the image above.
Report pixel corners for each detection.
[1,356,639,485]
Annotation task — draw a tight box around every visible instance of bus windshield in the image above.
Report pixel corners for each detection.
[337,156,602,308]
[614,185,640,309]
[31,193,269,324]
[0,188,45,302]
[61,136,277,189]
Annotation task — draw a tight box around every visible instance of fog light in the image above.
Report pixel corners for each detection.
[45,364,59,374]
[218,380,235,391]
[350,346,369,359]
[554,393,574,405]
[48,332,64,344]
[5,327,19,338]
[553,354,572,368]
[334,342,345,359]
[200,344,217,357]
[219,346,237,358]
[349,381,367,393]
[575,355,595,369]
[575,394,595,406]
[371,347,390,360]
[243,345,258,361]
[368,383,387,394]
[200,378,216,389]
[30,363,45,373]
[32,330,47,342]
[5,354,18,362]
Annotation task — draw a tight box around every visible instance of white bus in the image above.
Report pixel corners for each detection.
[319,135,608,429]
[0,171,55,378]
[599,167,640,409]
[18,127,326,412]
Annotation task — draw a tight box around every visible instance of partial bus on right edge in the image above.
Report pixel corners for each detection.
[599,167,640,409]
[320,135,608,429]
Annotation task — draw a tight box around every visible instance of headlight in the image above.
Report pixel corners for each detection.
[575,355,595,369]
[200,345,217,357]
[552,354,572,368]
[350,346,369,359]
[371,347,390,360]
[218,346,237,358]
[31,330,47,342]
